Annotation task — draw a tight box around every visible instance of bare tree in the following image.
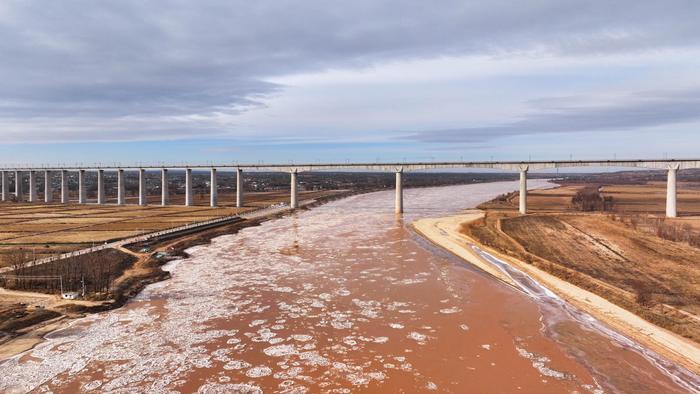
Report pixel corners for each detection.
[8,248,28,288]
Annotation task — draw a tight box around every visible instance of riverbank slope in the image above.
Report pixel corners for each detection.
[413,211,700,375]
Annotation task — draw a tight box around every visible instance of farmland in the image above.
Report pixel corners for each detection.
[463,180,700,343]
[0,190,340,266]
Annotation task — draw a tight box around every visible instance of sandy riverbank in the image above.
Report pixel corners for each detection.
[413,210,700,376]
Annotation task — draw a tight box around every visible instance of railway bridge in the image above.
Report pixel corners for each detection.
[1,159,698,218]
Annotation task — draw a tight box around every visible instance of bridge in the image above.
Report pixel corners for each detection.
[1,159,698,218]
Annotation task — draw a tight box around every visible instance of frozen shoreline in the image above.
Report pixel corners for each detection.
[413,211,700,389]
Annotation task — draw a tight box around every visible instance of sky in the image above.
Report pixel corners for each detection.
[0,0,699,166]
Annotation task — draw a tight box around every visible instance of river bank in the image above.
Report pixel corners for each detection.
[413,210,700,378]
[0,191,358,361]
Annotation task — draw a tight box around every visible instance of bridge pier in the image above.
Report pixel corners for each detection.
[61,170,69,203]
[97,170,105,204]
[185,168,193,206]
[1,171,8,201]
[236,168,244,208]
[14,171,22,201]
[290,170,298,209]
[395,170,403,214]
[161,169,169,206]
[666,166,678,218]
[117,169,125,205]
[210,168,218,207]
[519,166,528,215]
[78,170,86,204]
[138,169,146,206]
[44,171,53,203]
[28,171,38,202]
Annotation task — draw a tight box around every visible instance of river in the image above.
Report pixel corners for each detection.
[0,180,697,393]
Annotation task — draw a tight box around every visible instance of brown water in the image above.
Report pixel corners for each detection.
[1,181,698,393]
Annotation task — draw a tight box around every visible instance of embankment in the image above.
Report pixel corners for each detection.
[413,211,700,375]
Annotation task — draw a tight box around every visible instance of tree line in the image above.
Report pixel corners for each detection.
[1,248,135,297]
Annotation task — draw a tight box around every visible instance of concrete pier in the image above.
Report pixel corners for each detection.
[1,171,8,201]
[60,170,69,203]
[185,168,193,206]
[28,171,37,202]
[290,171,298,209]
[666,166,678,218]
[519,167,528,215]
[14,171,22,201]
[117,169,125,205]
[44,170,53,203]
[78,170,86,204]
[28,171,38,202]
[97,170,105,204]
[236,168,244,208]
[138,169,146,206]
[210,168,218,207]
[161,169,169,206]
[395,170,403,214]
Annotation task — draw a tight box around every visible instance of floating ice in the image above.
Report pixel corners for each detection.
[197,383,263,394]
[407,332,427,344]
[515,347,568,379]
[246,366,273,378]
[439,307,461,314]
[83,380,102,390]
[264,344,298,357]
[223,360,251,370]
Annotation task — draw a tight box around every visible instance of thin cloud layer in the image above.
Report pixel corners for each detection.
[406,88,700,143]
[0,0,699,144]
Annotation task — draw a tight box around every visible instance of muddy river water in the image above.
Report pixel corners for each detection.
[1,181,698,393]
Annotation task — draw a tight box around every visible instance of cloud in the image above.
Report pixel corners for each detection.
[404,88,700,143]
[0,1,699,142]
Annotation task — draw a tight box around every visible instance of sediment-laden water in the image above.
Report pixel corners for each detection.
[0,181,697,393]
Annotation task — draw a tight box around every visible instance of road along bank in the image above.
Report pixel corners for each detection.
[413,210,700,383]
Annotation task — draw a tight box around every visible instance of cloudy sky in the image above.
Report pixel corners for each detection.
[0,0,699,165]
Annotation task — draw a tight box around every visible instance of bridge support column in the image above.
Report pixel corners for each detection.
[161,169,168,206]
[44,171,53,203]
[138,169,146,206]
[666,166,678,218]
[117,169,125,205]
[236,168,244,208]
[28,171,37,202]
[78,170,86,204]
[210,168,218,207]
[15,171,23,201]
[519,166,528,215]
[1,171,8,201]
[185,168,193,206]
[395,170,403,214]
[61,170,69,203]
[97,170,105,204]
[290,171,298,209]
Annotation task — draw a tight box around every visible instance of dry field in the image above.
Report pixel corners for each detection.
[465,181,700,343]
[0,190,340,266]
